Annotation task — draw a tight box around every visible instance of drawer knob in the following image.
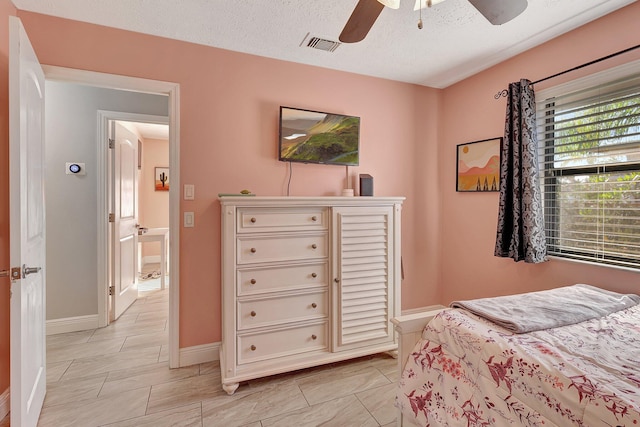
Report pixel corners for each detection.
[250,247,257,253]
[250,345,256,351]
[334,278,340,283]
[311,244,317,249]
[311,272,317,278]
[311,303,317,308]
[311,216,317,222]
[250,217,257,223]
[250,279,256,285]
[311,335,317,340]
[250,311,256,317]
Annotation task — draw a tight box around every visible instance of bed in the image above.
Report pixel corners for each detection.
[391,285,640,426]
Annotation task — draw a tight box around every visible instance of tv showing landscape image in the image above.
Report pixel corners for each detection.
[279,106,360,166]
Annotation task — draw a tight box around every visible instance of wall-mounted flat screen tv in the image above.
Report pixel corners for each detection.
[279,106,360,166]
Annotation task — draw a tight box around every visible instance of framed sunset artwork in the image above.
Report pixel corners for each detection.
[456,137,502,192]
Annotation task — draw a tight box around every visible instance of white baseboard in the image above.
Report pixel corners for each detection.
[46,314,100,335]
[0,387,9,421]
[401,305,447,316]
[179,342,220,367]
[142,255,161,265]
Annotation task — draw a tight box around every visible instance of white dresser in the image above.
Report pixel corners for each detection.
[219,196,404,394]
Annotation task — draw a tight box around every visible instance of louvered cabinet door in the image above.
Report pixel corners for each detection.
[332,205,399,351]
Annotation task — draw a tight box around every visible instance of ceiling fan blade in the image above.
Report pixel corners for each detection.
[339,0,385,43]
[468,0,527,25]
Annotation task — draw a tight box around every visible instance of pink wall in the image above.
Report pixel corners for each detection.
[410,85,443,303]
[0,0,16,396]
[16,11,441,348]
[439,2,640,303]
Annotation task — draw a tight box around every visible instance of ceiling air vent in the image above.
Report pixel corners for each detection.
[307,36,341,53]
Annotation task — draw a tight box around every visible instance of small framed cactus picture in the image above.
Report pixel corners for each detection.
[155,167,170,191]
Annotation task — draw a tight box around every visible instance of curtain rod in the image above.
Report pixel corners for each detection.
[494,43,640,99]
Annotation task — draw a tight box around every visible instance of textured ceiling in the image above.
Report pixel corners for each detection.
[12,0,636,88]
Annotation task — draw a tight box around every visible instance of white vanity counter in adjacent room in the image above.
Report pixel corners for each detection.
[139,227,169,289]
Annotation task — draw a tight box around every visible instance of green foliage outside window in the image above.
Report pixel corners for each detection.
[544,92,640,267]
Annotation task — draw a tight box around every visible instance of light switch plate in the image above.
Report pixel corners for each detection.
[184,184,195,200]
[184,212,194,228]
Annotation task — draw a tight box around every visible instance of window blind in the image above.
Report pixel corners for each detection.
[536,70,640,269]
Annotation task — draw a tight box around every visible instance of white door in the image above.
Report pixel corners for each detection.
[9,16,46,427]
[111,122,140,320]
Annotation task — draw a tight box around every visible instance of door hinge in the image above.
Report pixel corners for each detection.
[108,213,115,223]
[109,285,115,296]
[108,138,115,149]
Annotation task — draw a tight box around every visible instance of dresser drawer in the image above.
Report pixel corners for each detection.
[238,262,328,296]
[238,208,327,233]
[237,233,327,264]
[238,291,328,330]
[237,322,328,365]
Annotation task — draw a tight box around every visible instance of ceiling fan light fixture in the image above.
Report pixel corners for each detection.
[341,0,528,44]
[377,0,400,9]
[414,0,447,11]
[468,0,528,25]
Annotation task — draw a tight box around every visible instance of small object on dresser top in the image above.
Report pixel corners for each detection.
[218,190,255,197]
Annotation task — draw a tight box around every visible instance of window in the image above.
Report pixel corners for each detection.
[536,63,640,269]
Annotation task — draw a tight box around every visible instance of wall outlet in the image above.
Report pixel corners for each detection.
[184,212,194,227]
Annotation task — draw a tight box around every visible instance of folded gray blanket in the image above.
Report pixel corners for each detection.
[449,284,640,333]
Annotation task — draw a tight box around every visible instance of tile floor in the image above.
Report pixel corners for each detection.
[2,281,399,426]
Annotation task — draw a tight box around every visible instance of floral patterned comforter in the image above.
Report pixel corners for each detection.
[398,305,640,426]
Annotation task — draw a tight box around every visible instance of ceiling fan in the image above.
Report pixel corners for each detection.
[339,0,528,43]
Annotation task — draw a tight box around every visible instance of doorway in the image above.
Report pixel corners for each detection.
[105,116,170,322]
[44,67,181,368]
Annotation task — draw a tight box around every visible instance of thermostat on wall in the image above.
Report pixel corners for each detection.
[66,162,86,175]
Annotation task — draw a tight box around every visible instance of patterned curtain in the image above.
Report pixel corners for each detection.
[494,79,547,263]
